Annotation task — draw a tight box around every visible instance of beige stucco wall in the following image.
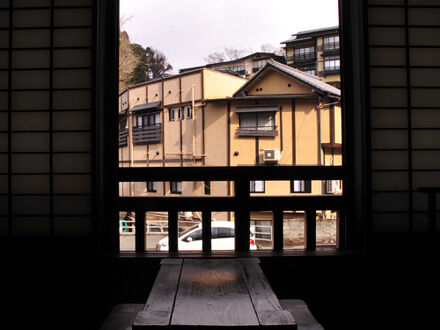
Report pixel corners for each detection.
[181,73,202,102]
[147,82,162,103]
[246,69,312,95]
[128,85,147,110]
[163,78,180,105]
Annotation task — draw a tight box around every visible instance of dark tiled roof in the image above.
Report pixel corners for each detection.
[281,26,339,44]
[234,59,340,98]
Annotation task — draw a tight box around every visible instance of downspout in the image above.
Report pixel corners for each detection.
[192,84,196,161]
[317,97,322,166]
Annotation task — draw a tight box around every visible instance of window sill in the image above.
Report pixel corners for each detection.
[237,129,278,137]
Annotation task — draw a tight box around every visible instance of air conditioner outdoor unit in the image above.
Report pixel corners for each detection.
[263,149,280,162]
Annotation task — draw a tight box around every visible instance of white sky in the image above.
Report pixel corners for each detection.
[120,0,339,74]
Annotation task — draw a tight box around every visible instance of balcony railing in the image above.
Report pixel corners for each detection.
[119,128,128,147]
[293,53,316,62]
[116,166,346,253]
[132,124,161,145]
[236,126,278,137]
[324,68,340,75]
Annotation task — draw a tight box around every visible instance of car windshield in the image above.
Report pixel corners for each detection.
[179,224,200,237]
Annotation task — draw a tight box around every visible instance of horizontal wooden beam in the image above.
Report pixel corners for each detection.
[117,195,345,211]
[117,165,345,182]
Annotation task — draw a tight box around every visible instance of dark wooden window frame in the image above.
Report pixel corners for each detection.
[291,180,312,193]
[96,0,369,255]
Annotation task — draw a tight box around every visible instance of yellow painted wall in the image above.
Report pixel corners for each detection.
[246,69,312,95]
[295,99,318,165]
[334,105,342,144]
[321,106,331,144]
[203,69,246,100]
[204,102,228,166]
[181,73,202,102]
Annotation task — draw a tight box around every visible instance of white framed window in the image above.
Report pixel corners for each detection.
[169,108,175,121]
[186,106,192,119]
[250,180,265,193]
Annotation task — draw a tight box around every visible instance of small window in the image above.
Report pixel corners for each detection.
[250,180,265,193]
[291,180,311,193]
[146,181,157,192]
[325,180,342,194]
[170,181,182,194]
[136,115,143,127]
[239,112,275,130]
[186,106,192,119]
[169,108,175,121]
[177,107,183,120]
[204,180,211,195]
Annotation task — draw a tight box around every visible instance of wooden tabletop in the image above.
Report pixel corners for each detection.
[133,258,296,329]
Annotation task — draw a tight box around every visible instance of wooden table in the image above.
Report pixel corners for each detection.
[132,258,296,329]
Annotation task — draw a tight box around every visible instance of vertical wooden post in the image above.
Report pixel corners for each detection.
[273,209,283,251]
[169,210,178,253]
[235,179,250,252]
[428,192,436,243]
[305,209,316,251]
[135,210,145,252]
[202,211,212,253]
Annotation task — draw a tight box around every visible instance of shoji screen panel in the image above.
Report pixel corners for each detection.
[368,0,440,233]
[0,0,94,237]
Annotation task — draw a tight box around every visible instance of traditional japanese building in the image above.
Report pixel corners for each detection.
[281,26,340,88]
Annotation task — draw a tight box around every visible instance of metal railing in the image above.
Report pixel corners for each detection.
[116,166,345,253]
[236,126,278,137]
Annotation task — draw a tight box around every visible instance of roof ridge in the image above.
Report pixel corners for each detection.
[266,59,340,97]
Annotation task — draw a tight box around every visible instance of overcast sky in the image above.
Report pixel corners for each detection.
[120,0,339,74]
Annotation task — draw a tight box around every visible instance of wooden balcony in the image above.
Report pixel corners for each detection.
[133,124,161,145]
[119,128,128,147]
